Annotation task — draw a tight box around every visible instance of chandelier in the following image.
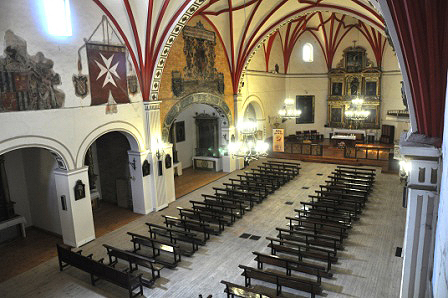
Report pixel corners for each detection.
[227,120,269,163]
[345,98,370,121]
[278,98,302,119]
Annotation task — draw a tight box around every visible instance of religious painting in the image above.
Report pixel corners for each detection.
[345,48,364,73]
[0,30,65,112]
[273,129,284,152]
[365,108,377,124]
[332,82,343,96]
[366,81,377,96]
[331,107,342,123]
[175,121,186,142]
[171,22,224,97]
[86,43,128,105]
[296,95,314,124]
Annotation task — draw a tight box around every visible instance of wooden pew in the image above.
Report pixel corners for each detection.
[103,244,163,286]
[336,165,376,174]
[222,182,267,200]
[300,201,358,222]
[255,165,294,181]
[332,171,374,183]
[236,175,277,192]
[307,195,362,216]
[177,206,229,232]
[163,214,219,239]
[220,280,273,298]
[191,199,244,219]
[266,160,301,175]
[243,172,282,189]
[262,162,300,176]
[202,193,251,212]
[286,216,349,239]
[276,227,343,252]
[266,237,336,271]
[334,169,375,181]
[228,178,272,195]
[253,251,332,280]
[191,204,239,223]
[238,264,322,298]
[249,169,289,185]
[325,179,371,192]
[319,185,369,201]
[328,175,373,186]
[57,244,143,298]
[312,192,364,211]
[295,209,353,227]
[127,232,181,268]
[212,187,261,208]
[146,222,204,252]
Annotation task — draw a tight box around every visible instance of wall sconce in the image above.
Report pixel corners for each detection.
[129,158,136,170]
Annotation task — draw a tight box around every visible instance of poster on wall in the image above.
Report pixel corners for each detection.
[273,129,284,152]
[86,43,129,105]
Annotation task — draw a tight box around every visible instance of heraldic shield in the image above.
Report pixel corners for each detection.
[86,43,129,105]
[72,75,88,98]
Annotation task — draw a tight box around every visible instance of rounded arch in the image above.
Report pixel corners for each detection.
[242,95,266,121]
[76,121,144,168]
[0,136,74,170]
[162,93,232,142]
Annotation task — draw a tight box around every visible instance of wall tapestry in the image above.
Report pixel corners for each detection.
[172,22,224,97]
[87,43,128,105]
[0,30,64,112]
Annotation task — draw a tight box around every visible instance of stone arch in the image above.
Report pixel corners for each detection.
[0,136,74,170]
[162,93,232,142]
[76,121,144,168]
[242,95,266,121]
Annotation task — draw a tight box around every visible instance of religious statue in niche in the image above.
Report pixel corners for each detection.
[350,77,359,95]
[172,22,225,97]
[0,30,65,112]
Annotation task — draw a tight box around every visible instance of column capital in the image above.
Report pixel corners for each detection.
[143,101,162,111]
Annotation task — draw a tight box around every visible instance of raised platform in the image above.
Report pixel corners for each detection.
[270,138,396,173]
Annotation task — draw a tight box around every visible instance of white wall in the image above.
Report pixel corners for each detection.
[288,31,327,74]
[432,74,448,298]
[4,150,32,227]
[175,104,222,169]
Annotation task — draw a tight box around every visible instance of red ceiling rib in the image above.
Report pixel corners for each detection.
[263,32,278,72]
[93,0,195,101]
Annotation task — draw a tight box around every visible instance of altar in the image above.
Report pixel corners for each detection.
[331,134,357,147]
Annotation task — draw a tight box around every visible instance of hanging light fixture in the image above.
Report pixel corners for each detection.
[227,120,269,163]
[278,98,302,119]
[345,97,370,121]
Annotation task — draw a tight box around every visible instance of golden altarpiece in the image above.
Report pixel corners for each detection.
[327,46,381,129]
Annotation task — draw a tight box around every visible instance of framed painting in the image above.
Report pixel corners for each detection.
[332,82,343,96]
[296,95,315,124]
[175,121,186,142]
[366,81,377,96]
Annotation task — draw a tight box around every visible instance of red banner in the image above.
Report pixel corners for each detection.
[86,43,128,105]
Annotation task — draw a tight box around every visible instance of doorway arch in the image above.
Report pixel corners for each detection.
[162,93,232,142]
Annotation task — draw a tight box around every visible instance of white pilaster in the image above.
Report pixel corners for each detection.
[54,167,95,248]
[128,150,153,214]
[400,142,441,298]
[143,101,170,211]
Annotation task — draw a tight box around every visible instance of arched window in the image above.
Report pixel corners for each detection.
[302,43,313,62]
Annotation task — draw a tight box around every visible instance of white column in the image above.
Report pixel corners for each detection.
[143,101,170,211]
[400,144,441,298]
[222,127,236,172]
[128,150,154,214]
[54,167,95,248]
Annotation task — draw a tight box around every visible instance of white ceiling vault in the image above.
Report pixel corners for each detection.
[195,0,385,93]
[92,0,385,99]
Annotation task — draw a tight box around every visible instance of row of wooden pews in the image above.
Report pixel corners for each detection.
[221,165,376,298]
[56,160,301,297]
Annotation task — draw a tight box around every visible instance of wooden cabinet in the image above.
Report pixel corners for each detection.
[380,125,395,144]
